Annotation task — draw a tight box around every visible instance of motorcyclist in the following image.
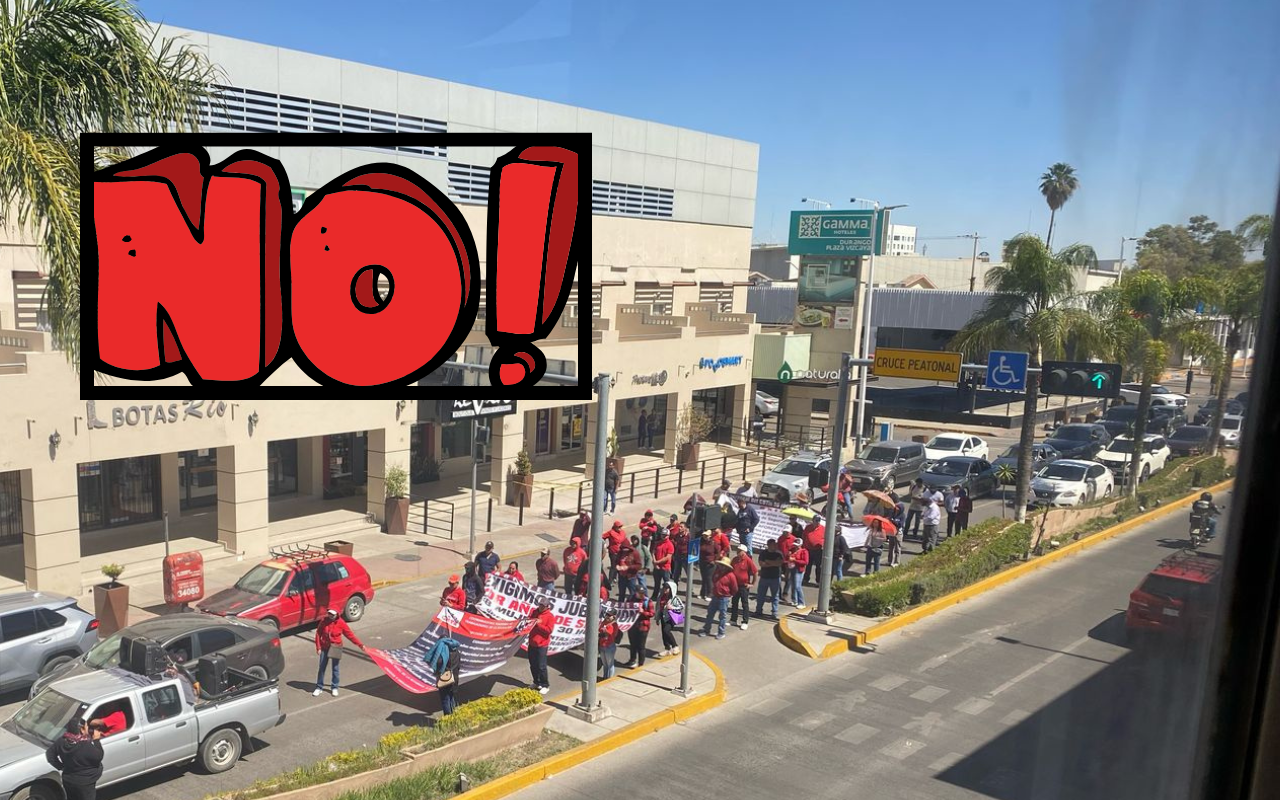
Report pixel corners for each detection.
[1190,492,1221,539]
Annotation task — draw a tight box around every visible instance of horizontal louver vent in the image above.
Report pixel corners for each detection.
[448,162,490,204]
[592,180,673,218]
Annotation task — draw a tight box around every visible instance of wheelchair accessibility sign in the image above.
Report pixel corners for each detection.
[985,351,1028,391]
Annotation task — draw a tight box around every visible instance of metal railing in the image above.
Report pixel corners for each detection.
[410,498,456,539]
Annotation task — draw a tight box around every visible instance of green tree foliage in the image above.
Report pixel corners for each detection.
[1135,215,1246,281]
[1236,214,1273,259]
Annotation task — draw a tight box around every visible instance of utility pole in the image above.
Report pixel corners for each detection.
[968,232,980,292]
[816,352,851,617]
[573,374,611,722]
[468,417,478,558]
[676,506,699,696]
[1119,236,1138,272]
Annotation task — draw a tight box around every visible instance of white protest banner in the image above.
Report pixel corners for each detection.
[478,573,641,655]
[839,523,870,549]
[727,493,792,550]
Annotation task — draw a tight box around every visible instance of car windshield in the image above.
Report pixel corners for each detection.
[1172,427,1210,441]
[84,631,125,669]
[1051,426,1094,442]
[7,689,82,745]
[1222,418,1242,430]
[929,460,971,476]
[1151,386,1170,395]
[926,436,962,450]
[1105,407,1138,421]
[1038,464,1087,482]
[859,446,900,462]
[1106,439,1138,454]
[998,445,1021,459]
[235,564,291,595]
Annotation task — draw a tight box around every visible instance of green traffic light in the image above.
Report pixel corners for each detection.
[1091,372,1106,389]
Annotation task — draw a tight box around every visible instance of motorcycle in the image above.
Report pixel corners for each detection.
[1188,505,1222,549]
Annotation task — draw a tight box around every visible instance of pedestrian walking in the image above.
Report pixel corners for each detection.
[652,528,674,586]
[833,529,850,580]
[668,515,689,586]
[905,479,926,538]
[476,541,501,582]
[699,558,739,640]
[945,485,963,539]
[729,544,757,630]
[616,537,641,602]
[571,510,592,543]
[314,608,364,697]
[462,562,484,610]
[735,501,760,554]
[633,534,653,596]
[1185,368,1194,394]
[426,635,462,714]
[956,488,973,534]
[838,469,857,520]
[697,531,721,600]
[864,519,887,574]
[623,589,654,668]
[535,548,560,591]
[638,410,651,449]
[802,519,825,585]
[441,574,466,610]
[604,465,620,513]
[887,524,902,567]
[605,520,628,585]
[787,541,809,608]
[657,580,681,655]
[599,611,621,679]
[755,539,784,619]
[46,718,104,800]
[922,494,942,553]
[562,537,585,596]
[525,598,555,694]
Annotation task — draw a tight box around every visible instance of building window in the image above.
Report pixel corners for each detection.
[410,423,437,484]
[441,419,490,462]
[634,283,673,315]
[11,272,49,331]
[78,457,161,532]
[591,180,674,219]
[323,433,367,498]
[811,398,831,414]
[177,450,218,511]
[560,405,585,451]
[0,471,19,545]
[268,440,298,497]
[534,409,552,455]
[699,283,734,313]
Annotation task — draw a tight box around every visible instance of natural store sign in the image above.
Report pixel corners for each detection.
[86,400,228,429]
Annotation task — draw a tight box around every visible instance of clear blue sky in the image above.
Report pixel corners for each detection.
[139,0,1280,260]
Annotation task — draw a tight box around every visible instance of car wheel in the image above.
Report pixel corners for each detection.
[245,665,269,681]
[12,784,59,800]
[200,728,243,773]
[343,594,366,622]
[261,617,280,631]
[39,655,74,676]
[1140,465,1150,483]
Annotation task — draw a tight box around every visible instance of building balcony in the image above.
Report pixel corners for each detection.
[0,328,48,376]
[591,315,609,343]
[683,302,755,336]
[615,303,687,341]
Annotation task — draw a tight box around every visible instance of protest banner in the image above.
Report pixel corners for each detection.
[727,493,792,550]
[365,607,534,694]
[478,573,640,655]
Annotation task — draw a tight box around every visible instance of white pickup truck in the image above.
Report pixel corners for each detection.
[0,655,285,800]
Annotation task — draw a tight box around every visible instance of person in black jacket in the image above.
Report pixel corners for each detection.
[46,717,104,800]
[462,561,484,611]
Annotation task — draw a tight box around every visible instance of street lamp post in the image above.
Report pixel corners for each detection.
[849,198,907,453]
[1119,236,1138,272]
[816,352,852,617]
[572,373,611,722]
[801,197,832,210]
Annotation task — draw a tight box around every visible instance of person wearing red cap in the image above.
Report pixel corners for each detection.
[440,575,466,611]
[525,598,555,694]
[535,548,560,591]
[605,520,628,584]
[562,537,585,596]
[729,544,757,630]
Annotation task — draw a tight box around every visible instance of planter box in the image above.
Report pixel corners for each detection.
[677,442,701,470]
[93,583,129,637]
[238,706,552,800]
[325,540,354,557]
[506,474,533,507]
[385,497,409,535]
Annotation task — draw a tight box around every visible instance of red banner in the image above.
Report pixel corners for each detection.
[364,607,534,694]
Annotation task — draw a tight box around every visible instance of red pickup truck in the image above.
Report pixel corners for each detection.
[1125,550,1221,641]
[199,548,374,631]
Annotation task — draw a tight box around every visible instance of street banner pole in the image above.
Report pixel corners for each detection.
[817,352,851,617]
[578,374,609,714]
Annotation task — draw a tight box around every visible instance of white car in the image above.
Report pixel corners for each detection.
[759,451,831,503]
[1030,459,1114,507]
[923,433,989,465]
[1220,413,1244,448]
[1118,383,1188,408]
[1094,434,1171,483]
[755,390,780,417]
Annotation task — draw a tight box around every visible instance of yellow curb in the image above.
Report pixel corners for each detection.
[775,614,867,660]
[858,477,1235,645]
[460,651,726,800]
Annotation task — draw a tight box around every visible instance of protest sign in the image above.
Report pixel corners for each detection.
[365,607,533,694]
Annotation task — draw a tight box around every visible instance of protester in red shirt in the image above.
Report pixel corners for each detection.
[712,527,732,556]
[562,538,585,596]
[788,542,809,609]
[699,558,739,639]
[615,539,642,602]
[652,530,675,586]
[314,607,364,697]
[525,598,555,694]
[669,516,689,586]
[803,520,826,586]
[696,531,722,601]
[778,528,797,602]
[623,588,655,668]
[605,521,628,584]
[639,510,658,537]
[729,544,757,630]
[535,548,560,591]
[504,562,525,583]
[441,575,466,611]
[575,568,611,602]
[89,709,128,737]
[570,510,591,543]
[599,611,621,679]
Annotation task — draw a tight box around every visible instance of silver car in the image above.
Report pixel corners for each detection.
[0,592,99,695]
[759,452,831,503]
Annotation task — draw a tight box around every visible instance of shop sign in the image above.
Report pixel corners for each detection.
[632,370,668,386]
[698,355,744,372]
[789,210,876,256]
[163,551,205,605]
[834,306,855,329]
[86,400,228,429]
[442,399,518,421]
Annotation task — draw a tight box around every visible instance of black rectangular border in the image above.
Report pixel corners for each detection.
[80,131,591,400]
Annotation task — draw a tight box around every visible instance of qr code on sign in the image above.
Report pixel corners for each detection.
[798,215,822,237]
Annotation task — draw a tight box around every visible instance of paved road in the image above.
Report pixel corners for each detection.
[508,492,1231,800]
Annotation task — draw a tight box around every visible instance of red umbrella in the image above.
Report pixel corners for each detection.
[862,514,897,535]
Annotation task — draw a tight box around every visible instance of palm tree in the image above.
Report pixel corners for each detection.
[1201,261,1266,453]
[951,234,1105,521]
[1039,163,1079,250]
[1236,214,1273,259]
[0,0,219,371]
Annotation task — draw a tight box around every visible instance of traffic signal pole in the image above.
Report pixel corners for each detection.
[816,352,852,617]
[572,374,610,722]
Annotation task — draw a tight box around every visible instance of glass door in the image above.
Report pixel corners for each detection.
[560,405,585,451]
[535,409,552,455]
[179,450,218,510]
[77,462,106,531]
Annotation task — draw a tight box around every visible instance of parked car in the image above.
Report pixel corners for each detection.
[1118,383,1187,408]
[0,592,99,695]
[1029,459,1114,507]
[1235,390,1250,409]
[991,443,1060,482]
[919,457,1000,498]
[922,433,989,465]
[754,390,779,417]
[1193,398,1245,425]
[1126,550,1222,641]
[30,614,284,699]
[842,440,927,491]
[1167,425,1215,456]
[1042,423,1112,460]
[0,648,286,794]
[1219,414,1245,448]
[1099,405,1182,439]
[758,451,831,503]
[1094,434,1172,484]
[198,550,374,632]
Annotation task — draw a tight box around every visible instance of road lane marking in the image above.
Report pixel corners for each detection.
[836,722,880,744]
[870,674,910,692]
[955,697,993,715]
[986,634,1091,698]
[903,711,945,737]
[790,711,836,730]
[747,697,789,716]
[911,685,949,703]
[880,738,926,759]
[915,624,1011,673]
[1000,708,1031,725]
[929,752,965,771]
